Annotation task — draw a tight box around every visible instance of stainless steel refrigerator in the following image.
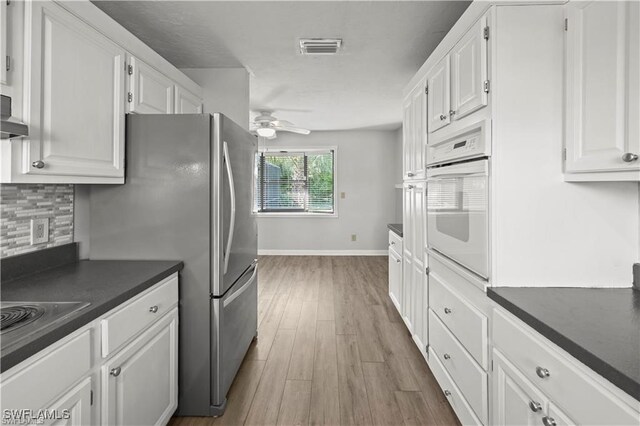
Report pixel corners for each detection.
[89,113,258,416]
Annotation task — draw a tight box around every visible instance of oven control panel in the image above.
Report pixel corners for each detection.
[427,125,490,166]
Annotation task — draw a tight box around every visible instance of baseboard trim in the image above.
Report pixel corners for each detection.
[258,249,388,256]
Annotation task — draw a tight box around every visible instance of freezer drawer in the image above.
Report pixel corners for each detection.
[211,262,258,409]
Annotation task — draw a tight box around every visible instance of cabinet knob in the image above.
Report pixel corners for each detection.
[449,110,456,117]
[542,416,556,426]
[408,185,414,189]
[439,114,447,121]
[622,152,639,162]
[396,259,401,263]
[149,305,159,313]
[31,160,45,169]
[535,366,550,378]
[110,367,121,377]
[407,172,415,177]
[443,353,451,360]
[528,400,542,412]
[444,307,452,314]
[443,390,452,397]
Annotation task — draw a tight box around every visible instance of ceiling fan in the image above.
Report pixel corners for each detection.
[251,112,311,139]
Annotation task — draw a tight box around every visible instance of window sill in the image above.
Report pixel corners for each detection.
[254,212,339,219]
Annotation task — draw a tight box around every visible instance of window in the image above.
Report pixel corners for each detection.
[254,148,336,215]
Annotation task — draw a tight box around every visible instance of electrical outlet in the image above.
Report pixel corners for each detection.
[31,218,49,245]
[351,234,357,242]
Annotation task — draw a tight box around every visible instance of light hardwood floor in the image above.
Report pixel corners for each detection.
[169,256,460,426]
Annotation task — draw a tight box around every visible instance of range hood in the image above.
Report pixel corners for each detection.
[1,95,29,139]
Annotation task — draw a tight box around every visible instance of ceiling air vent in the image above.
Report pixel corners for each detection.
[299,38,342,55]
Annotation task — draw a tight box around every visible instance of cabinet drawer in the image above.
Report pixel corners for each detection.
[101,273,178,357]
[493,309,640,425]
[388,230,403,254]
[429,310,488,424]
[429,263,488,368]
[428,346,482,426]
[0,329,91,411]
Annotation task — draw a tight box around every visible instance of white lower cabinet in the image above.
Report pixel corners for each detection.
[388,233,403,314]
[102,308,178,426]
[46,377,93,426]
[0,273,179,426]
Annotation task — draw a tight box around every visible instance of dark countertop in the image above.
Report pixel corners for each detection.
[1,259,183,373]
[387,223,403,237]
[488,287,640,402]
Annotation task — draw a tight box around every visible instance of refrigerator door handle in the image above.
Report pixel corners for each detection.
[223,141,236,274]
[223,263,258,307]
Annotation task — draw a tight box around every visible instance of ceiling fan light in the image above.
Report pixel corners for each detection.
[256,127,276,138]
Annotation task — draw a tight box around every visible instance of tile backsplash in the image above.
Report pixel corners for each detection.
[0,184,74,259]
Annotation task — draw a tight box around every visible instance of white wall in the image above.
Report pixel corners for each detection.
[257,129,398,254]
[181,68,250,129]
[393,127,403,223]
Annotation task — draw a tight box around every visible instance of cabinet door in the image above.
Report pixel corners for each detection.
[451,15,488,120]
[565,1,640,175]
[402,255,413,333]
[0,0,7,85]
[411,84,427,178]
[45,377,92,426]
[403,184,413,258]
[388,248,403,315]
[24,1,125,179]
[128,56,174,114]
[402,97,414,178]
[493,349,548,426]
[411,262,426,352]
[545,402,576,426]
[427,55,450,133]
[102,309,178,426]
[412,182,426,265]
[175,86,203,114]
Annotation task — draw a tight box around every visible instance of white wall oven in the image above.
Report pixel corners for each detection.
[427,129,490,280]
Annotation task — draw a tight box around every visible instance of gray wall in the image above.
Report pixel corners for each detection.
[393,127,403,223]
[181,68,250,129]
[257,129,400,253]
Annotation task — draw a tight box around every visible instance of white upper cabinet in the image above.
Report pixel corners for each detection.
[128,56,174,114]
[427,56,451,133]
[451,15,488,120]
[565,1,640,180]
[23,1,125,182]
[403,80,426,179]
[175,86,203,114]
[0,1,7,85]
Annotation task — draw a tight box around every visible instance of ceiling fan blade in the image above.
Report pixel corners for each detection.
[271,120,293,127]
[274,126,311,135]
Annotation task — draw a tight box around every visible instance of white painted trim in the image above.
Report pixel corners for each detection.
[258,249,388,256]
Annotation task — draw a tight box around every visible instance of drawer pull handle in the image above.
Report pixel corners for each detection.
[443,353,451,360]
[444,307,452,314]
[443,390,451,397]
[542,416,556,426]
[149,305,159,313]
[110,367,121,377]
[535,366,550,378]
[528,401,542,412]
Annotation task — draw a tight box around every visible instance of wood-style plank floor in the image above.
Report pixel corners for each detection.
[168,256,460,426]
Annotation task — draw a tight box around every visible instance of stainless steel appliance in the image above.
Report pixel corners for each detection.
[89,113,258,416]
[426,127,490,280]
[0,95,29,139]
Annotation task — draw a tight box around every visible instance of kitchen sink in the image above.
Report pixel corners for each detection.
[0,301,90,349]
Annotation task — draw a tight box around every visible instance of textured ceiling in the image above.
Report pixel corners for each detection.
[93,1,471,131]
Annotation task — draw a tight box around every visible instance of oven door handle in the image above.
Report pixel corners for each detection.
[427,159,488,178]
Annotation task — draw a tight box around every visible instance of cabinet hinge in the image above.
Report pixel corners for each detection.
[563,148,567,161]
[564,18,568,31]
[127,92,133,103]
[425,86,429,95]
[5,56,10,72]
[425,266,430,275]
[483,80,490,93]
[6,0,10,6]
[491,360,494,372]
[483,26,490,40]
[90,390,94,406]
[127,64,133,75]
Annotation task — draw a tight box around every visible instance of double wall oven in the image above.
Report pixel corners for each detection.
[426,126,490,280]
